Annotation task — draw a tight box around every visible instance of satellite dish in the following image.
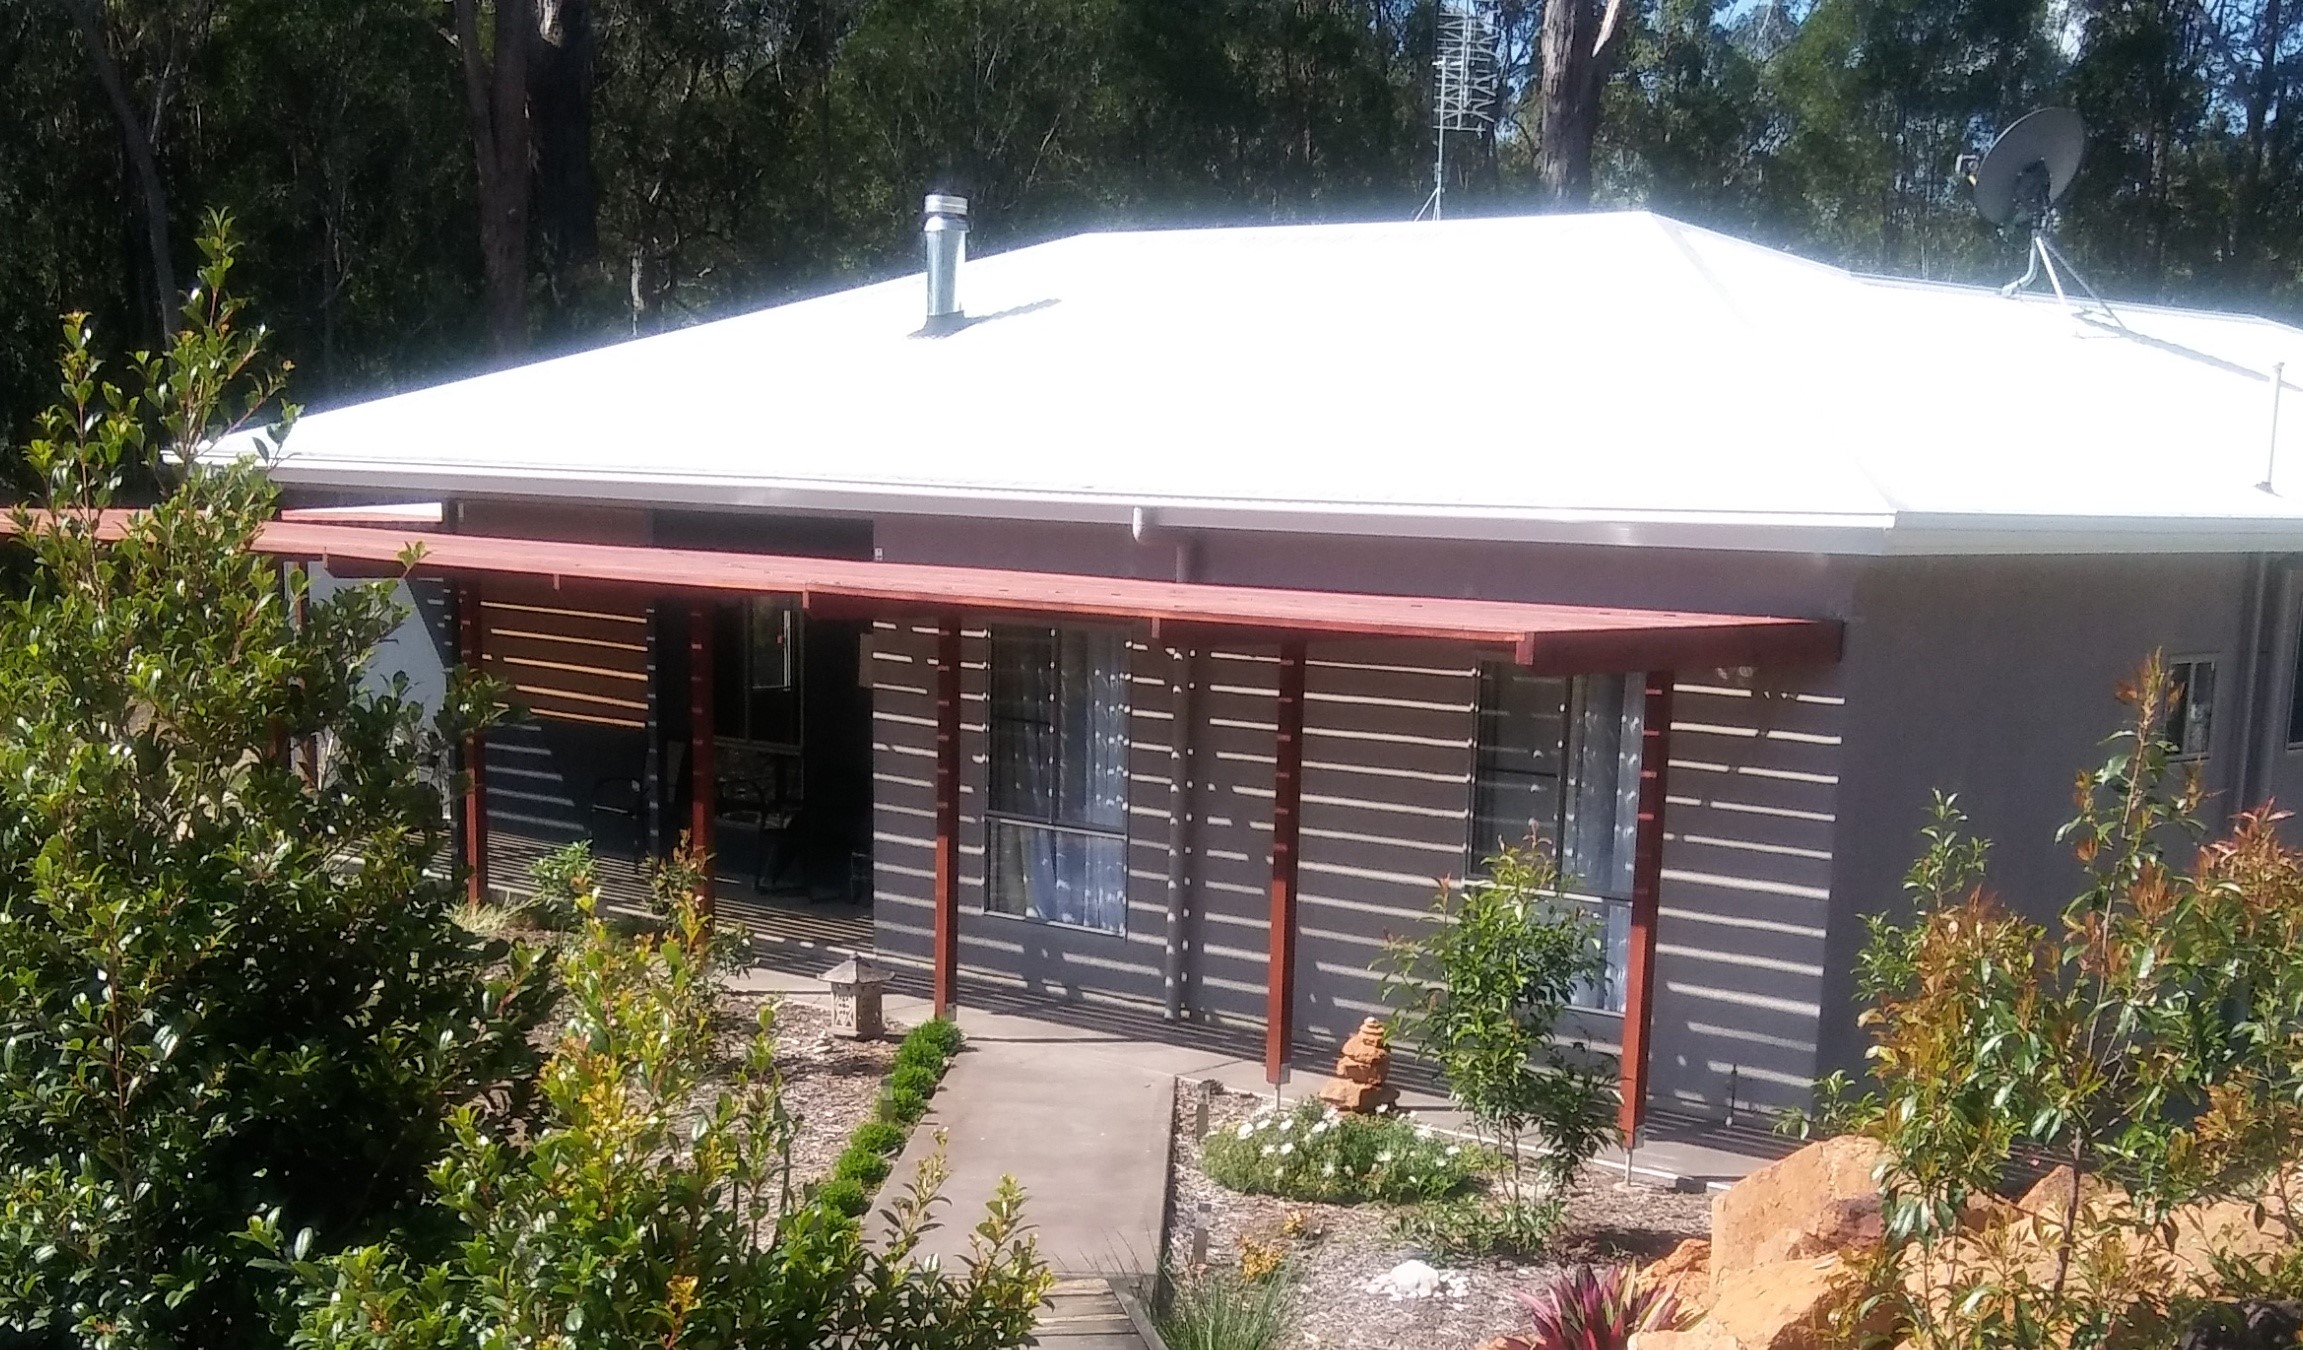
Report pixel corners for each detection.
[1972,108,2086,227]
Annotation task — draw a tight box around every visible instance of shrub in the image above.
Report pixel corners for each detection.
[1201,1100,1485,1205]
[816,1176,872,1219]
[904,1017,966,1062]
[1153,1258,1294,1350]
[270,891,1054,1348]
[1495,1265,1681,1349]
[1822,657,2303,1349]
[880,1084,931,1126]
[888,1060,945,1098]
[1378,841,1617,1235]
[1391,1191,1566,1260]
[0,220,550,1346]
[852,1118,909,1158]
[524,839,597,929]
[896,1033,955,1075]
[834,1144,894,1190]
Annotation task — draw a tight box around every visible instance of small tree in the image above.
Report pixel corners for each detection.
[0,219,549,1346]
[266,888,1055,1349]
[1825,656,2303,1349]
[1379,841,1617,1246]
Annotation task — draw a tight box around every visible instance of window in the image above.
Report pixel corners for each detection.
[1471,665,1646,1013]
[987,627,1131,933]
[2165,656,2216,759]
[713,598,802,746]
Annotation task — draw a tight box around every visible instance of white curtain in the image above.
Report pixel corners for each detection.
[990,628,1129,933]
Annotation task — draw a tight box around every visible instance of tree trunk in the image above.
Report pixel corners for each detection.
[1535,0,1628,208]
[2234,0,2285,275]
[456,0,535,358]
[532,0,596,306]
[64,0,173,342]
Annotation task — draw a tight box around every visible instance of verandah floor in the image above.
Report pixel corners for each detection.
[482,831,874,957]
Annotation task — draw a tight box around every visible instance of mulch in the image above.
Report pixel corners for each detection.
[717,991,898,1188]
[1165,1088,1712,1350]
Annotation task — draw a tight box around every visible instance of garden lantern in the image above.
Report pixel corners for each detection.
[824,956,890,1040]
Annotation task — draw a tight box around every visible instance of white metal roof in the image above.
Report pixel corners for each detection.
[257,211,2303,556]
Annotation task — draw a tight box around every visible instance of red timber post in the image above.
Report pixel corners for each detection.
[932,617,963,1017]
[1265,638,1308,1084]
[1618,669,1677,1142]
[457,579,489,905]
[688,604,717,917]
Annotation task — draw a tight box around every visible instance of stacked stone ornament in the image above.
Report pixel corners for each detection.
[1316,1016,1399,1113]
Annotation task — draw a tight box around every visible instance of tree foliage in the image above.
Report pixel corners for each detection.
[1378,840,1616,1251]
[264,890,1052,1350]
[14,0,2303,466]
[1821,657,2303,1349]
[0,218,551,1347]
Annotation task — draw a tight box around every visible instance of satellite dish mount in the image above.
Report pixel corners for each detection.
[1967,108,2124,328]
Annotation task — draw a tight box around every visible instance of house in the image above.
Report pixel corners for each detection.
[249,208,2303,1137]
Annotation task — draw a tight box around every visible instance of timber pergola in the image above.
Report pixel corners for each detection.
[6,511,1842,1141]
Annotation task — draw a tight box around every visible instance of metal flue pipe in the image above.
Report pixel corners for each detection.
[922,193,969,335]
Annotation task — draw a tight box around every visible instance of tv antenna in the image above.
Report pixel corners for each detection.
[1416,0,1499,221]
[1961,107,2124,329]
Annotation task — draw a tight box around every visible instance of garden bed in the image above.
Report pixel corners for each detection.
[1164,1089,1710,1350]
[720,991,898,1188]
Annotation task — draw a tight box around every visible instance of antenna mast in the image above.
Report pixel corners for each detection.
[1418,0,1499,221]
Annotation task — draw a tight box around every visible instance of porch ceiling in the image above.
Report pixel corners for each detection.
[11,512,1844,671]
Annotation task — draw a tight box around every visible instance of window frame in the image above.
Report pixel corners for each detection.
[2163,653,2218,762]
[1468,663,1643,1017]
[982,625,1133,936]
[714,598,804,750]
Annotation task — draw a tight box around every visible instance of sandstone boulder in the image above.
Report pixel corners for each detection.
[1636,1238,1713,1314]
[1628,1330,1732,1350]
[1701,1253,1875,1350]
[2016,1165,2132,1225]
[1712,1135,1892,1282]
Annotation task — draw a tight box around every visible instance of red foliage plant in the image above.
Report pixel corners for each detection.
[1497,1263,1682,1350]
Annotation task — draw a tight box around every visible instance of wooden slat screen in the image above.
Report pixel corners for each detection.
[479,582,651,729]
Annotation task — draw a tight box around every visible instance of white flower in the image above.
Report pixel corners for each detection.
[1261,1145,1276,1157]
[1235,1122,1255,1140]
[1376,1151,1394,1163]
[1278,1142,1294,1156]
[1414,1125,1434,1141]
[1445,1145,1461,1157]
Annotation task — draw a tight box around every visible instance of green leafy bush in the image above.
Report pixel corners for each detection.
[524,839,597,929]
[1201,1100,1486,1205]
[902,1017,965,1063]
[880,1084,931,1126]
[267,891,1053,1348]
[816,1176,872,1219]
[0,220,550,1346]
[834,1143,895,1189]
[888,1059,945,1099]
[1823,659,2303,1349]
[896,1035,952,1075]
[1379,840,1617,1243]
[852,1118,909,1157]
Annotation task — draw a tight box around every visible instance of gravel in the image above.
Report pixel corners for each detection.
[1165,1088,1712,1350]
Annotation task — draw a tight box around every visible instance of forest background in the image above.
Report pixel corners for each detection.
[4,0,2296,452]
